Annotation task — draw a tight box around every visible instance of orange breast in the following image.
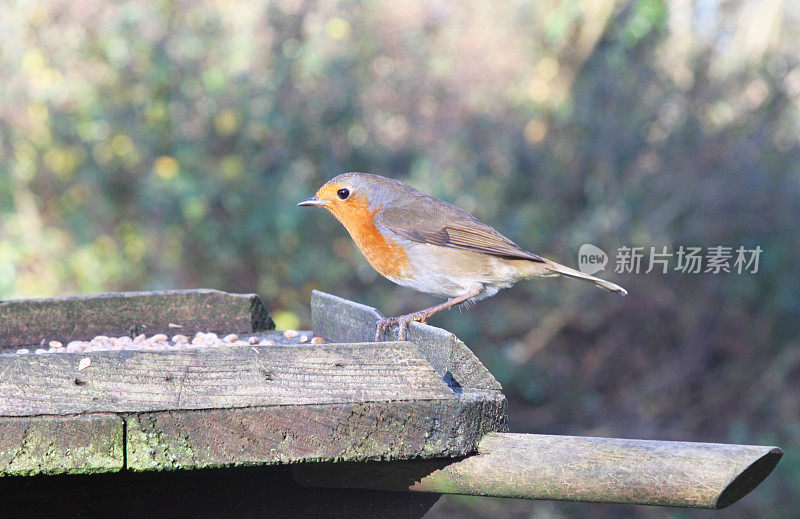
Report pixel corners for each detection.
[327,197,410,279]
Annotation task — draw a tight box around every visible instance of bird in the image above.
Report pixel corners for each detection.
[298,173,626,341]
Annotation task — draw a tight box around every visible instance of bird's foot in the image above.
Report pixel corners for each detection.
[375,311,429,342]
[374,288,483,342]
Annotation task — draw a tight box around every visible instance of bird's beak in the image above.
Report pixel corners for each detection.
[297,195,327,207]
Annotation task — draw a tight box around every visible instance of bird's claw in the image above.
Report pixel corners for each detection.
[375,313,428,342]
[375,317,398,342]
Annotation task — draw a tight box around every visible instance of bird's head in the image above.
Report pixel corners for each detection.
[297,172,410,220]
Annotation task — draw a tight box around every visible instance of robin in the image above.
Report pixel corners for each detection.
[299,172,626,341]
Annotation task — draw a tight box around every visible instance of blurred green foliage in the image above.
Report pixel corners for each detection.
[1,1,799,516]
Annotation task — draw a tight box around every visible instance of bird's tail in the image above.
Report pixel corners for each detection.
[541,259,628,296]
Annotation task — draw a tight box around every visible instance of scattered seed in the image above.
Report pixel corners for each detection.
[283,329,298,338]
[22,329,279,355]
[299,335,309,343]
[168,323,183,328]
[67,341,88,352]
[78,357,91,371]
[311,337,324,344]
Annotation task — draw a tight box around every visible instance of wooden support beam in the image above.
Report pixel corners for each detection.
[0,289,273,348]
[293,432,783,509]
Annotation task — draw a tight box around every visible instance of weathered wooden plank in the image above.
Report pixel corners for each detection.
[0,414,123,476]
[293,432,783,509]
[0,289,273,348]
[125,391,506,471]
[0,291,510,477]
[0,343,454,416]
[0,342,507,473]
[311,290,502,391]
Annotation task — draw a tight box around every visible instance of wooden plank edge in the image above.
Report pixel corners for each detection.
[123,392,507,471]
[0,414,124,476]
[0,391,506,476]
[311,290,502,391]
[292,432,782,509]
[0,289,274,349]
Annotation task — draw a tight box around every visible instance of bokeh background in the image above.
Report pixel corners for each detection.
[2,0,799,516]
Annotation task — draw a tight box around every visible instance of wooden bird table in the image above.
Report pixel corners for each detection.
[0,289,782,517]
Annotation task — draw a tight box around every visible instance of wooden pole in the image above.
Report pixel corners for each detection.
[293,432,782,509]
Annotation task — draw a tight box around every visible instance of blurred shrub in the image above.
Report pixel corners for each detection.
[1,1,799,516]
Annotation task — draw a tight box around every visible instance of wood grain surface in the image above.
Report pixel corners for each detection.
[0,343,452,415]
[0,341,506,473]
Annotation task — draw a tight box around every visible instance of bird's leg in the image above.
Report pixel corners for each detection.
[375,286,483,341]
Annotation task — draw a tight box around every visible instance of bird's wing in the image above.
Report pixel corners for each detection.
[376,202,545,263]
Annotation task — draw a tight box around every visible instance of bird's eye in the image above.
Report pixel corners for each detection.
[337,188,350,200]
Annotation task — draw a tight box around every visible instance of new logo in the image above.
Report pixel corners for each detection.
[578,244,608,275]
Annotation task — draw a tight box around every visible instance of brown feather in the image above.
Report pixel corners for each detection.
[376,205,545,263]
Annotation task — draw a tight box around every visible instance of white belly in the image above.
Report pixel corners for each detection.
[385,242,522,300]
